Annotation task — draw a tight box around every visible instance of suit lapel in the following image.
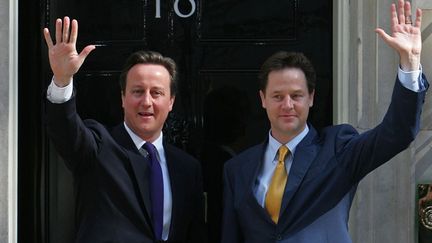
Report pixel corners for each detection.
[164,143,193,239]
[240,143,266,189]
[111,124,153,224]
[241,128,320,227]
[279,127,319,219]
[241,142,276,224]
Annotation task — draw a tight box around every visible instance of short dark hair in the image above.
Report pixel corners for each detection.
[119,51,177,97]
[258,51,316,93]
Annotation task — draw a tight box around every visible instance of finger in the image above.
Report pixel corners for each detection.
[43,28,54,49]
[404,1,412,24]
[375,28,392,44]
[69,19,78,44]
[414,8,422,28]
[390,3,398,32]
[55,18,62,44]
[78,45,96,61]
[62,16,70,43]
[398,0,405,25]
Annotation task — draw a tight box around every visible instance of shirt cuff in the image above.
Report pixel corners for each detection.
[46,78,73,103]
[398,64,423,92]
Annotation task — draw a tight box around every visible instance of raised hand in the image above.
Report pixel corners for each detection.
[375,0,422,71]
[43,16,95,87]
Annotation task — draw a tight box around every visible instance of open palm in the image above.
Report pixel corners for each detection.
[43,17,95,86]
[375,0,422,71]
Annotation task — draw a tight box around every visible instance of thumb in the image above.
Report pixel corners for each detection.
[78,45,96,61]
[375,28,392,44]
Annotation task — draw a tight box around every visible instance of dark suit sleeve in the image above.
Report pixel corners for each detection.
[45,95,100,172]
[341,75,429,182]
[221,163,242,243]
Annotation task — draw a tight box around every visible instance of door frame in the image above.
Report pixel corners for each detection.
[333,0,350,124]
[8,0,18,242]
[8,0,349,242]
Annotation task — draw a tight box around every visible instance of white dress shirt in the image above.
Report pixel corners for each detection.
[254,126,309,206]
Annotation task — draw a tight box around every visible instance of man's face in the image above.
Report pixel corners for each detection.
[122,64,175,142]
[259,68,314,143]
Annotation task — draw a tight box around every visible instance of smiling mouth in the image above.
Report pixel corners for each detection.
[138,112,154,117]
[280,114,296,118]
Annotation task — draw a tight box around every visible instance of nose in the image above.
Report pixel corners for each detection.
[141,91,152,107]
[282,96,294,110]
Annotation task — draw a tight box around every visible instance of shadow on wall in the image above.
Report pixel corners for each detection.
[201,86,250,243]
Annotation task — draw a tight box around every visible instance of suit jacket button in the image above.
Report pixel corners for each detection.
[276,234,282,240]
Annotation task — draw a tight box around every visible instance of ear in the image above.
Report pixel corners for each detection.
[309,90,315,107]
[121,91,125,108]
[169,96,175,111]
[259,90,266,109]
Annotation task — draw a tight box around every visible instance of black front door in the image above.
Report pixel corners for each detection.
[19,0,332,242]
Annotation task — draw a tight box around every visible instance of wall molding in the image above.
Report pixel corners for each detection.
[8,0,18,241]
[333,0,350,124]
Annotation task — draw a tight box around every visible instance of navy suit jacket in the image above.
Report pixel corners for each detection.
[45,95,206,243]
[222,76,428,243]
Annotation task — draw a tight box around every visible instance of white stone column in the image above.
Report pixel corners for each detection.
[341,0,432,242]
[0,0,8,237]
[1,0,18,242]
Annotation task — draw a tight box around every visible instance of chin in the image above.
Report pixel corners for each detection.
[280,122,298,129]
[138,124,153,131]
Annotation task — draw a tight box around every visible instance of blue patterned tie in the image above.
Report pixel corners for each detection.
[142,142,164,240]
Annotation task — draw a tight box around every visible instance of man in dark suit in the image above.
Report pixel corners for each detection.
[222,1,428,242]
[43,17,205,243]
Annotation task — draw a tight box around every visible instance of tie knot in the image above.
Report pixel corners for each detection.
[142,142,158,160]
[278,145,289,163]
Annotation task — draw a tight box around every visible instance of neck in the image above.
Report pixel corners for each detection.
[123,122,162,143]
[270,126,307,145]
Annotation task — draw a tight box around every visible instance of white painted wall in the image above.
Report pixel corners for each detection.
[0,0,9,238]
[1,0,18,242]
[336,1,432,242]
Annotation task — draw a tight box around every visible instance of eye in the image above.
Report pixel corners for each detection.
[151,90,164,97]
[132,89,144,95]
[273,95,283,101]
[292,94,303,100]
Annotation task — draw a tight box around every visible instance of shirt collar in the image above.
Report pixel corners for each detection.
[123,122,164,154]
[267,125,309,161]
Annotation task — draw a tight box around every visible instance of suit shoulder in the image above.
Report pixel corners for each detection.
[225,143,263,170]
[317,124,360,152]
[319,124,359,141]
[83,119,109,130]
[320,123,357,133]
[83,119,116,140]
[165,143,201,167]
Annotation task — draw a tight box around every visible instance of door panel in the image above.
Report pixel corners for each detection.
[199,0,296,40]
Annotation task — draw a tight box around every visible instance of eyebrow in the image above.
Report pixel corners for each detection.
[129,85,165,90]
[269,89,305,94]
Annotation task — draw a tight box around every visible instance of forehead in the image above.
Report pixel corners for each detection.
[266,68,308,91]
[126,64,170,86]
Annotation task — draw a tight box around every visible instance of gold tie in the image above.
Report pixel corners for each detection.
[265,145,289,223]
